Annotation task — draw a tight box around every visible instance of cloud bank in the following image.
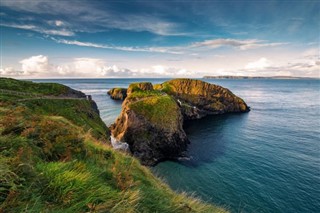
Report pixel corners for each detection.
[191,39,287,50]
[50,37,288,55]
[1,54,319,78]
[0,55,196,78]
[1,23,74,36]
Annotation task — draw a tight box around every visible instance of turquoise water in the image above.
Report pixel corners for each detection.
[33,78,320,213]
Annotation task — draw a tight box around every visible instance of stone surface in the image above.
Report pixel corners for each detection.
[110,83,188,166]
[154,79,250,120]
[107,88,127,100]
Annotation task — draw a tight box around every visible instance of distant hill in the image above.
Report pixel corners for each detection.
[203,76,317,79]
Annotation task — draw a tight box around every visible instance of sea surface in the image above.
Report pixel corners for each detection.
[33,78,320,213]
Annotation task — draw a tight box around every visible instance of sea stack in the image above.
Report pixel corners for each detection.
[110,82,189,166]
[107,88,127,100]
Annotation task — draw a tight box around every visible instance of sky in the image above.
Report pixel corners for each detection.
[0,0,319,78]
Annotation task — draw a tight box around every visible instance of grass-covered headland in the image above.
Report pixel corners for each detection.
[0,78,226,213]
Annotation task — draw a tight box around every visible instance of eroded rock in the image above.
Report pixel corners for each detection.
[107,88,127,100]
[154,79,250,120]
[110,82,188,165]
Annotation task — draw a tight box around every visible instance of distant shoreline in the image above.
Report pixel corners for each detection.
[203,76,319,80]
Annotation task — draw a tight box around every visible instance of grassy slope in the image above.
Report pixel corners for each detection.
[127,82,180,130]
[0,78,227,213]
[0,77,69,95]
[129,94,180,130]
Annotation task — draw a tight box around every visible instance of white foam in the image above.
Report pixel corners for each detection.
[110,136,129,152]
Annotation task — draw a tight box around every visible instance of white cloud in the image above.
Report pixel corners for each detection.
[41,29,73,36]
[239,57,319,77]
[2,56,195,78]
[1,23,36,30]
[191,39,287,50]
[53,38,183,54]
[137,65,195,77]
[19,55,49,74]
[47,20,65,27]
[69,59,195,77]
[302,48,319,59]
[2,54,318,78]
[73,58,106,75]
[51,37,289,55]
[55,20,64,27]
[54,39,107,49]
[245,58,273,70]
[0,67,24,76]
[1,23,74,36]
[100,65,137,77]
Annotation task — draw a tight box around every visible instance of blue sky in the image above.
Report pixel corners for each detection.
[0,0,319,78]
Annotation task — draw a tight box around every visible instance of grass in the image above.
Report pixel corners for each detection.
[129,95,180,130]
[22,99,109,139]
[128,89,163,99]
[127,82,153,94]
[154,82,175,94]
[112,88,126,92]
[0,77,69,96]
[0,78,227,213]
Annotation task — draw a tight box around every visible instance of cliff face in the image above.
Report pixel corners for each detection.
[110,79,249,166]
[154,79,249,120]
[107,88,127,100]
[110,83,188,166]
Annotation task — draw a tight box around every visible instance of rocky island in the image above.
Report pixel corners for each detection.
[109,79,249,166]
[107,87,127,100]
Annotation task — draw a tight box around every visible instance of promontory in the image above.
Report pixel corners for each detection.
[0,77,227,212]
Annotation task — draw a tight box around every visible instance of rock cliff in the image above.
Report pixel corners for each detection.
[107,88,127,100]
[110,82,188,166]
[154,79,249,120]
[110,79,250,165]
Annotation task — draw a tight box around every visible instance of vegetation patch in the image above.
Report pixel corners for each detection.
[128,89,163,99]
[129,95,180,129]
[0,78,68,96]
[127,82,153,94]
[154,82,175,94]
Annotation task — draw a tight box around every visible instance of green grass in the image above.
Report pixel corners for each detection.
[22,99,109,139]
[128,89,163,99]
[112,88,126,92]
[129,95,180,129]
[127,82,153,94]
[0,78,68,96]
[154,82,175,94]
[0,78,227,213]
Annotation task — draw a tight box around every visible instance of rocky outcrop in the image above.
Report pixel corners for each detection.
[154,79,250,120]
[110,83,189,166]
[62,87,86,98]
[111,79,250,166]
[107,88,127,100]
[127,82,153,95]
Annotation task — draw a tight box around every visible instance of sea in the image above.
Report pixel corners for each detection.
[32,78,320,213]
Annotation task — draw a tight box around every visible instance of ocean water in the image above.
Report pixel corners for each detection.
[33,78,320,213]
